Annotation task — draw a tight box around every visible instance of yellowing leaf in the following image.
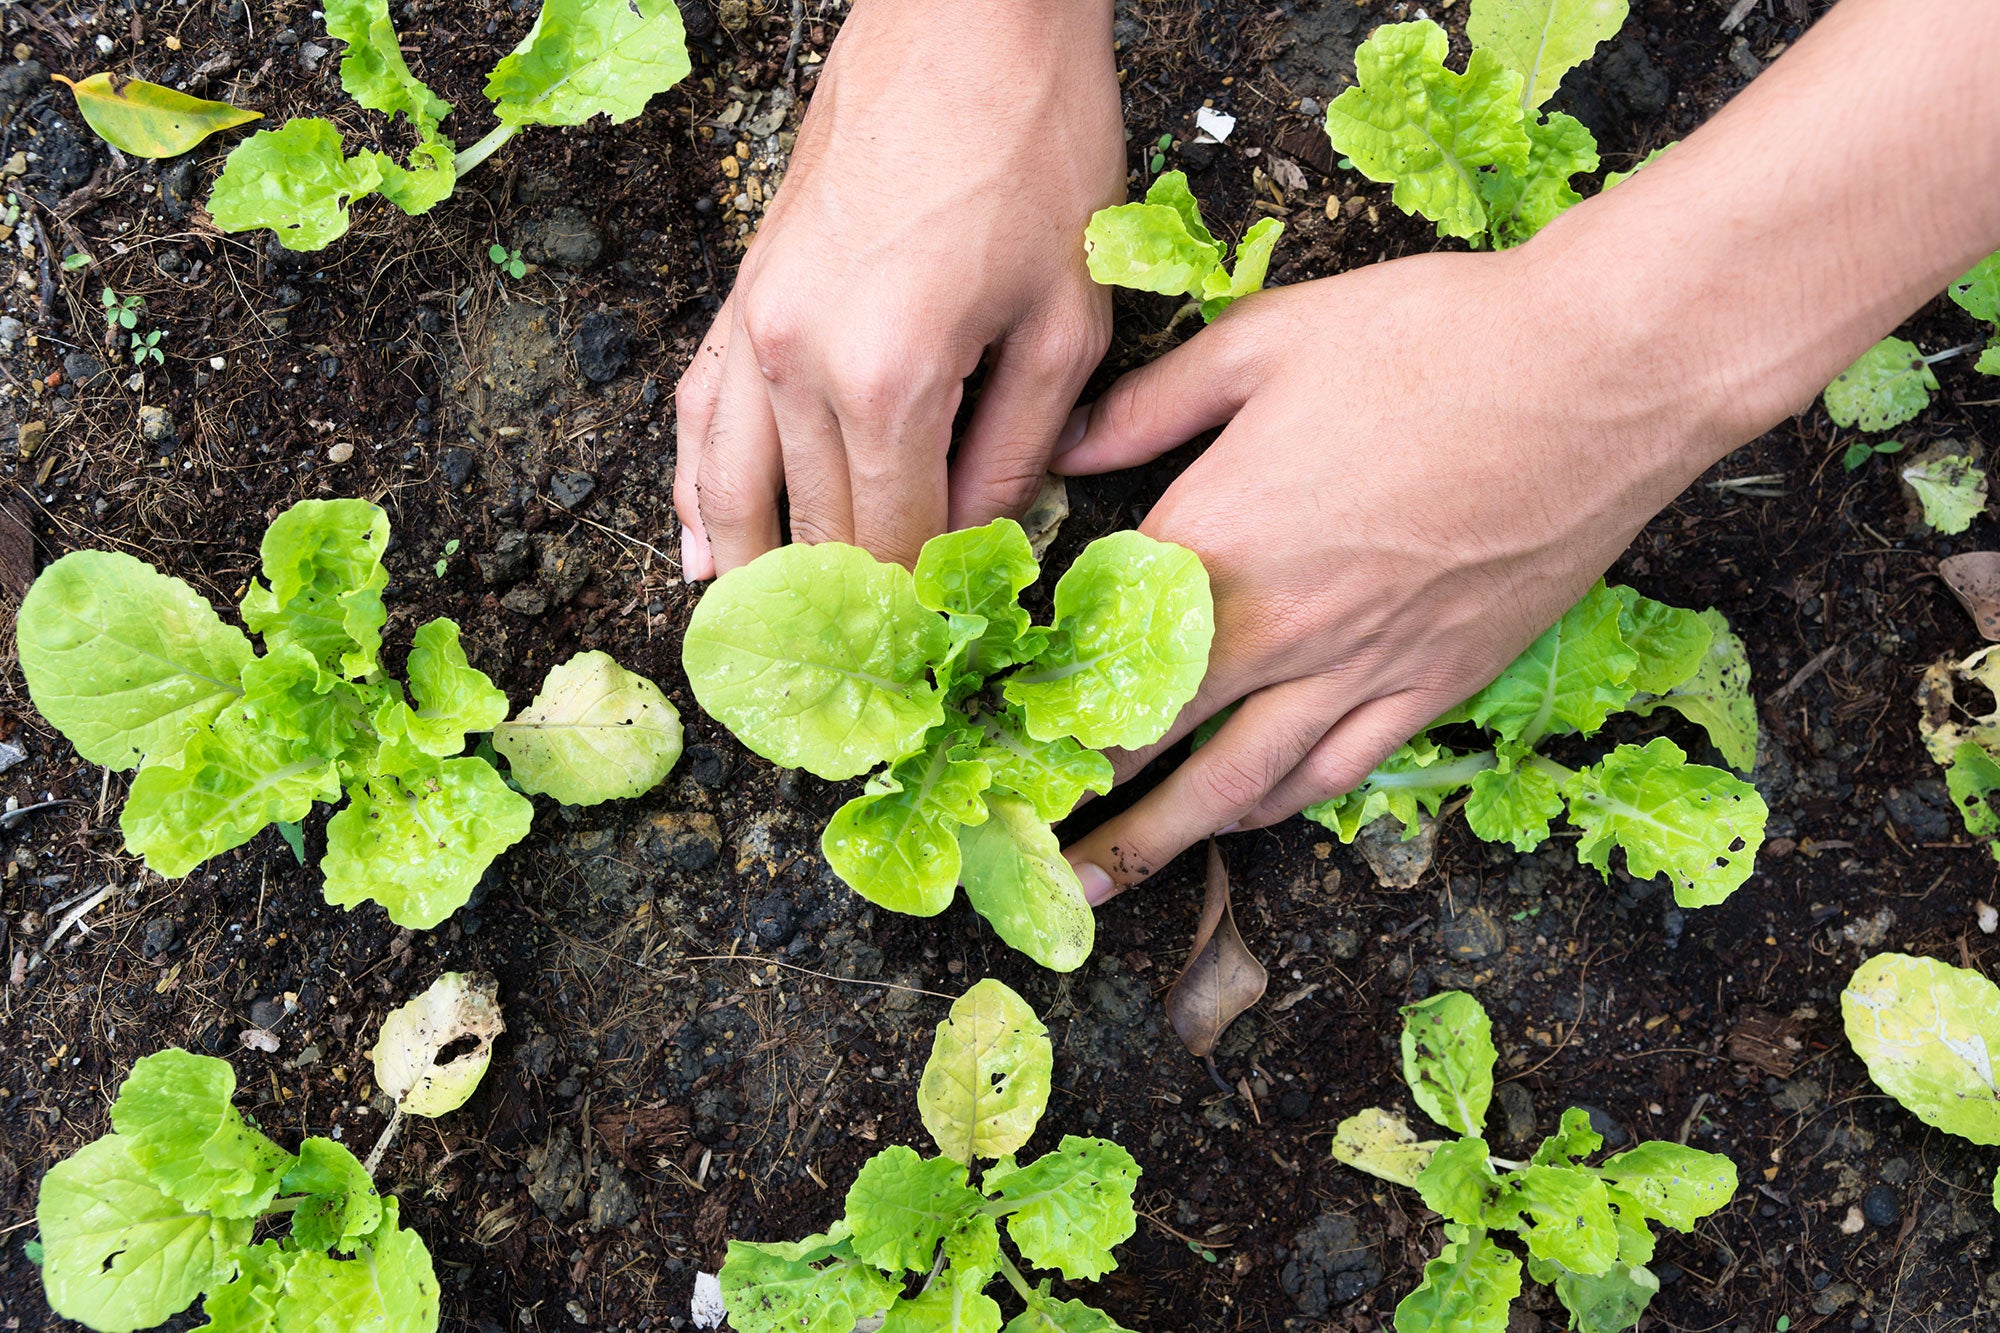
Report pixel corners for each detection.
[368,972,504,1117]
[53,72,259,158]
[918,979,1052,1163]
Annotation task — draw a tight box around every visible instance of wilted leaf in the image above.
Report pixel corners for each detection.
[1941,552,2000,642]
[52,72,259,158]
[1331,1107,1443,1188]
[368,972,504,1117]
[1165,841,1267,1059]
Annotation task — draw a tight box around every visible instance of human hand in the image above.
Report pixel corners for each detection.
[674,0,1124,580]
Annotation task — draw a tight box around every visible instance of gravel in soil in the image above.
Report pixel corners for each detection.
[3,2,1999,1331]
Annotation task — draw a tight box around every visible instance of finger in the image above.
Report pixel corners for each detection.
[1236,692,1441,829]
[674,296,735,581]
[698,335,786,575]
[1049,313,1261,477]
[839,375,959,569]
[1063,675,1347,905]
[948,303,1108,529]
[769,384,856,546]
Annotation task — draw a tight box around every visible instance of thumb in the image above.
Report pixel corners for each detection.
[1049,312,1262,476]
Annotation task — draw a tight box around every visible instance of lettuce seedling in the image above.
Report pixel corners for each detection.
[1085,170,1284,323]
[15,498,682,930]
[208,0,690,250]
[1843,953,2000,1216]
[683,519,1212,971]
[1306,582,1767,907]
[1334,991,1739,1333]
[1323,0,1625,248]
[720,979,1141,1332]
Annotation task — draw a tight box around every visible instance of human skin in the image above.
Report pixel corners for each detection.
[672,0,1123,580]
[1057,0,2000,902]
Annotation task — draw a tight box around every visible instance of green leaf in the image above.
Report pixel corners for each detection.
[375,135,458,215]
[322,756,534,929]
[369,971,503,1118]
[1602,141,1673,189]
[918,978,1053,1163]
[1550,1259,1660,1333]
[1003,531,1213,751]
[1562,737,1767,907]
[241,498,391,681]
[36,1134,255,1333]
[824,727,992,916]
[1324,22,1529,242]
[1505,1164,1618,1275]
[1084,171,1223,297]
[326,0,451,131]
[367,618,511,758]
[1531,1107,1603,1167]
[1945,740,2000,845]
[1002,1289,1134,1333]
[52,72,261,158]
[988,1136,1140,1281]
[1950,251,2000,324]
[973,707,1113,822]
[1415,1137,1506,1225]
[880,1285,1004,1333]
[1304,736,1482,841]
[1610,586,1712,695]
[1466,0,1629,110]
[719,1235,900,1333]
[208,120,388,251]
[491,649,682,803]
[121,711,339,878]
[1464,582,1637,744]
[283,1137,382,1252]
[1464,750,1564,852]
[914,518,1040,674]
[110,1050,294,1217]
[943,1211,1002,1292]
[235,644,362,762]
[1480,111,1597,247]
[1197,216,1285,321]
[1393,1224,1520,1333]
[1823,337,1937,432]
[1628,609,1758,772]
[842,1146,983,1274]
[198,1236,294,1332]
[1596,1141,1739,1230]
[1143,171,1219,250]
[17,549,256,770]
[684,542,948,780]
[957,793,1095,972]
[1401,990,1496,1136]
[1841,952,2000,1145]
[1330,1107,1443,1187]
[1903,454,1988,535]
[1604,1188,1657,1265]
[272,1197,438,1333]
[1980,345,2000,377]
[486,0,692,128]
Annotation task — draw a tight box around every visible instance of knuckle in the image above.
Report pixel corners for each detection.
[1188,746,1282,815]
[1034,310,1109,373]
[696,459,757,529]
[736,297,807,376]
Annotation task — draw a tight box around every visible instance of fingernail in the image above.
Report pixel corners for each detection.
[1053,405,1090,457]
[1217,821,1242,835]
[1072,859,1116,906]
[680,523,713,583]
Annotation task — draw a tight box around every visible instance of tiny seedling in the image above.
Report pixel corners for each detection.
[61,249,92,271]
[100,286,141,331]
[435,537,461,577]
[719,979,1141,1332]
[15,498,684,930]
[31,972,499,1333]
[1842,953,2000,1216]
[684,518,1212,972]
[1324,0,1626,247]
[1305,582,1768,908]
[1333,991,1738,1332]
[488,244,527,279]
[1150,130,1172,174]
[130,329,164,367]
[1085,170,1283,326]
[1842,438,1905,472]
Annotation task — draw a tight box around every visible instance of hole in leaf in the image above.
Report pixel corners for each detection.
[434,1034,483,1066]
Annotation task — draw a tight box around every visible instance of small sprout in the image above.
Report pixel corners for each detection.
[62,251,92,271]
[101,287,141,330]
[1842,438,1904,472]
[130,330,164,367]
[488,244,526,280]
[433,539,458,577]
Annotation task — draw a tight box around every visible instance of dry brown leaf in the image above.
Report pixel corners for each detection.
[1165,840,1267,1060]
[1941,551,2000,641]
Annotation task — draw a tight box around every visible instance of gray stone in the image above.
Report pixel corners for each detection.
[1327,927,1360,960]
[640,811,722,871]
[500,585,548,616]
[158,159,198,222]
[516,206,603,270]
[1280,1213,1381,1318]
[63,351,107,389]
[550,469,596,509]
[538,538,591,605]
[1437,903,1505,962]
[1495,1080,1536,1146]
[573,312,630,384]
[438,446,475,489]
[1356,811,1437,889]
[0,316,23,353]
[588,1162,640,1230]
[1862,1184,1900,1227]
[0,739,25,774]
[478,529,533,585]
[141,917,177,960]
[248,998,285,1029]
[526,1127,585,1217]
[138,405,176,448]
[1772,1077,1823,1115]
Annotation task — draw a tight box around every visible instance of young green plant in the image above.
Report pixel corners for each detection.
[1084,170,1283,325]
[100,287,140,331]
[682,519,1213,972]
[1843,953,2000,1215]
[1305,582,1767,907]
[1917,644,2000,857]
[15,498,683,930]
[719,978,1141,1332]
[1333,991,1739,1332]
[489,244,528,279]
[208,0,691,250]
[1323,0,1627,247]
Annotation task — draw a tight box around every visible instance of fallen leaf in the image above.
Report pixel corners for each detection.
[52,71,259,158]
[1941,551,2000,641]
[369,971,504,1117]
[1165,840,1267,1059]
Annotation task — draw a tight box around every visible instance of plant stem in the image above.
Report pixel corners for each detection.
[1924,341,1982,365]
[1359,750,1501,792]
[1523,753,1579,784]
[453,123,519,177]
[996,1252,1037,1302]
[362,1104,404,1177]
[262,1195,308,1214]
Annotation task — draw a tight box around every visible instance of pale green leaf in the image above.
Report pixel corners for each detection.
[272,1197,438,1333]
[1197,216,1285,320]
[17,549,255,770]
[1330,1107,1442,1188]
[1393,1224,1520,1333]
[881,1286,1003,1333]
[1531,1106,1603,1167]
[1842,952,2000,1145]
[957,793,1095,972]
[1601,141,1673,190]
[1562,737,1767,907]
[825,731,990,916]
[1415,1137,1505,1225]
[1464,582,1637,743]
[1002,1290,1134,1333]
[1596,1141,1738,1230]
[973,707,1113,823]
[1605,1188,1657,1265]
[1945,740,2000,847]
[1507,1164,1617,1275]
[1950,251,2000,324]
[1142,170,1218,250]
[1629,609,1758,772]
[1464,751,1564,852]
[374,136,457,215]
[1304,737,1482,842]
[110,1050,294,1218]
[208,120,387,251]
[121,711,339,878]
[368,972,504,1117]
[1979,345,2000,377]
[492,649,682,803]
[1480,111,1597,247]
[486,0,692,128]
[988,1136,1140,1282]
[326,0,450,130]
[918,978,1053,1163]
[235,643,363,763]
[53,72,260,158]
[914,518,1039,675]
[322,756,534,929]
[684,542,948,781]
[719,1237,899,1333]
[1003,531,1213,751]
[368,619,511,758]
[841,1146,981,1275]
[1467,0,1629,110]
[1610,586,1711,695]
[283,1137,383,1252]
[240,498,390,681]
[1823,337,1937,432]
[1551,1260,1660,1333]
[1903,454,1988,535]
[1083,171,1222,298]
[942,1212,1002,1293]
[1401,990,1497,1136]
[198,1236,293,1332]
[1324,22,1528,242]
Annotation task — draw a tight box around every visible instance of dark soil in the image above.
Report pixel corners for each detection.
[3,1,1998,1331]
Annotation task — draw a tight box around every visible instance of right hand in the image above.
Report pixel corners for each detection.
[675,0,1125,579]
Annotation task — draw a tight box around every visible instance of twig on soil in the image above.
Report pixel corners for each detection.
[45,882,120,950]
[1675,1092,1711,1146]
[781,0,808,87]
[363,1104,405,1177]
[1774,643,1841,701]
[683,954,958,1000]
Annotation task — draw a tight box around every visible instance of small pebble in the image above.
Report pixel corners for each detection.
[1861,1184,1899,1227]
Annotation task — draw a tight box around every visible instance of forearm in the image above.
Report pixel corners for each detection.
[1539,0,2000,468]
